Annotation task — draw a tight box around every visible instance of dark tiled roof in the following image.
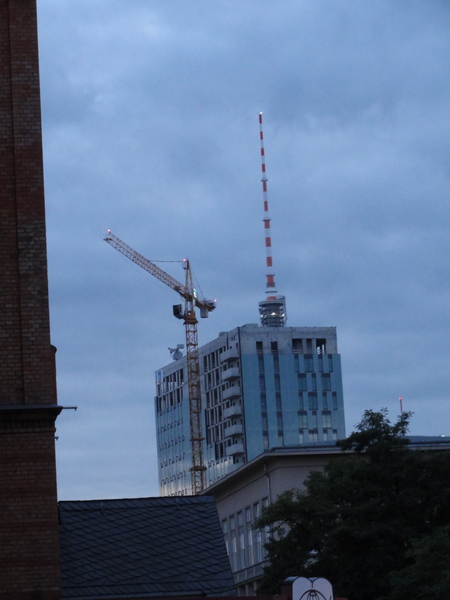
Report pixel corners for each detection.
[59,496,236,599]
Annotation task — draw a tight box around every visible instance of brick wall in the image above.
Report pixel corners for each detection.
[0,0,57,407]
[0,408,61,600]
[0,1,61,597]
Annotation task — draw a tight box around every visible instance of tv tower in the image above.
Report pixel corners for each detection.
[258,112,286,327]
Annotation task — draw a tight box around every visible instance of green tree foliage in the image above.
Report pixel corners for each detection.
[256,410,450,600]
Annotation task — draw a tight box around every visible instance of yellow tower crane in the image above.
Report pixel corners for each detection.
[104,230,216,494]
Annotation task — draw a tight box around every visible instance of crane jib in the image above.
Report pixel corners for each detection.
[104,230,216,494]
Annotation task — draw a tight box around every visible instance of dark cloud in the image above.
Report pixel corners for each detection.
[38,0,450,499]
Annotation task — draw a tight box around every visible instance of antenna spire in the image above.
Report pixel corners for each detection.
[258,112,286,327]
[259,112,277,296]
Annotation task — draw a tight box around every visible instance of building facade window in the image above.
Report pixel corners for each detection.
[332,392,338,410]
[308,393,318,410]
[298,411,308,429]
[298,392,304,410]
[298,373,307,391]
[304,354,313,372]
[322,411,332,428]
[245,507,253,566]
[309,430,318,442]
[322,373,331,391]
[230,515,237,571]
[292,338,303,353]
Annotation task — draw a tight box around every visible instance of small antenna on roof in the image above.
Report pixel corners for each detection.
[169,344,184,361]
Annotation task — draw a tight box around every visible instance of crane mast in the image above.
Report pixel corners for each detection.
[104,230,215,494]
[182,262,204,495]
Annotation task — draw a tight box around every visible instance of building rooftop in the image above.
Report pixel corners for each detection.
[59,496,236,599]
[203,436,450,495]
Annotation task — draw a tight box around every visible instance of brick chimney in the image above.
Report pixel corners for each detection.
[0,1,62,598]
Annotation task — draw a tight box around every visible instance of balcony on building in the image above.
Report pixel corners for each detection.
[223,402,243,419]
[226,442,245,456]
[220,347,239,362]
[222,367,240,382]
[222,386,241,402]
[224,423,244,438]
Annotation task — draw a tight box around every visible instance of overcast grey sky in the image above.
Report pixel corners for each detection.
[37,0,450,500]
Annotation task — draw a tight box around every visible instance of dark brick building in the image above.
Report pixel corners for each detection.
[0,1,62,598]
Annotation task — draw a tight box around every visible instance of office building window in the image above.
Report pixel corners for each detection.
[322,373,331,391]
[292,338,303,353]
[308,393,318,410]
[328,354,333,372]
[258,355,264,373]
[273,355,280,374]
[245,507,253,566]
[298,411,308,429]
[262,497,270,552]
[316,339,326,354]
[262,413,268,430]
[255,529,262,563]
[304,354,313,372]
[277,412,283,430]
[230,515,237,570]
[222,519,229,555]
[298,392,304,410]
[259,374,266,391]
[298,373,307,391]
[238,511,245,569]
[332,392,338,410]
[274,373,281,393]
[276,392,282,411]
[322,411,332,428]
[260,393,267,411]
[309,430,318,443]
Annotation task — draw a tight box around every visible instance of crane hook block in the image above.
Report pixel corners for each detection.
[173,304,184,319]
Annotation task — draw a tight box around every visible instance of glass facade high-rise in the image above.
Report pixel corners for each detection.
[155,324,345,496]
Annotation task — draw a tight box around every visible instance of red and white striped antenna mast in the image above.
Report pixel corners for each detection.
[258,112,286,327]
